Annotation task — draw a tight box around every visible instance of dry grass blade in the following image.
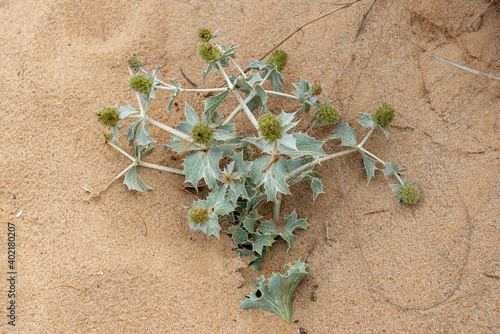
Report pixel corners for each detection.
[430,54,500,80]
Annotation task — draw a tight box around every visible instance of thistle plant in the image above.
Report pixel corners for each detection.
[96,29,420,323]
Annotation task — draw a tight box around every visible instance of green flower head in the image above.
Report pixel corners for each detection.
[266,49,288,72]
[197,43,222,62]
[128,56,143,71]
[372,103,395,128]
[316,103,340,124]
[258,114,283,142]
[399,182,420,204]
[196,27,213,43]
[97,106,120,127]
[311,83,322,96]
[128,74,153,95]
[191,122,214,145]
[189,205,209,225]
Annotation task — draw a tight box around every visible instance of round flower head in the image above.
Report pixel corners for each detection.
[128,56,143,71]
[191,122,214,145]
[316,103,340,124]
[398,182,420,204]
[128,74,153,95]
[197,43,221,62]
[311,83,322,96]
[258,114,283,142]
[266,49,288,72]
[97,106,120,127]
[189,205,209,225]
[196,27,213,43]
[372,103,395,128]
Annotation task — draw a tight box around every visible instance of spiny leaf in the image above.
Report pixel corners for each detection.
[126,120,141,146]
[118,105,138,119]
[257,221,278,235]
[166,78,182,115]
[184,102,200,126]
[360,152,377,183]
[204,89,231,120]
[123,165,152,191]
[329,122,358,147]
[136,121,155,146]
[292,78,310,103]
[279,211,310,251]
[382,161,399,177]
[278,133,325,161]
[249,156,291,202]
[252,233,276,255]
[240,260,310,323]
[305,175,324,200]
[183,149,223,189]
[357,111,376,128]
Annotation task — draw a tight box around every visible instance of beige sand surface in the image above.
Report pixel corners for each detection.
[0,0,499,333]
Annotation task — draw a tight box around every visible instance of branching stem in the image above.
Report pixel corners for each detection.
[138,161,184,175]
[223,92,255,125]
[126,115,192,141]
[287,148,356,180]
[230,58,247,78]
[232,91,259,129]
[155,85,227,93]
[217,61,234,89]
[108,141,136,162]
[358,127,375,147]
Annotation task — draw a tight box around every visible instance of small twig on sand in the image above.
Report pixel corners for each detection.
[328,54,355,97]
[468,0,494,29]
[258,0,362,62]
[430,54,500,80]
[354,0,378,41]
[180,67,197,87]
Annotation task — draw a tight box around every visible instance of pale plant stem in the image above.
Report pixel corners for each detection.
[138,161,184,175]
[394,173,404,185]
[357,146,384,164]
[108,141,136,162]
[217,61,234,89]
[229,58,247,78]
[287,148,356,180]
[232,91,259,129]
[266,90,296,99]
[223,92,255,125]
[357,145,403,185]
[273,192,282,223]
[138,68,174,88]
[259,71,272,86]
[272,142,282,223]
[126,115,193,141]
[102,162,135,193]
[154,85,227,93]
[266,90,315,107]
[219,62,261,128]
[358,127,375,147]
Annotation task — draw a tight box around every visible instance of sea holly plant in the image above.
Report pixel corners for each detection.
[95,28,420,323]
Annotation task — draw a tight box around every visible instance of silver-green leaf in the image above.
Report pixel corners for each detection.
[240,260,310,324]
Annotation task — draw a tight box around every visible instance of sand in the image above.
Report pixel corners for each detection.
[0,0,499,332]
